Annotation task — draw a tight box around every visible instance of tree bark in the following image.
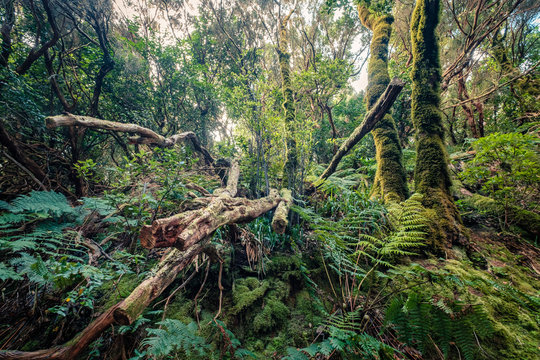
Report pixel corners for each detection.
[140,161,283,250]
[271,188,292,234]
[45,114,214,165]
[318,78,405,181]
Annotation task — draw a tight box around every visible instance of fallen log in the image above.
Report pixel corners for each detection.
[271,188,292,234]
[0,160,285,359]
[318,78,405,181]
[140,162,282,250]
[141,191,282,249]
[45,113,214,165]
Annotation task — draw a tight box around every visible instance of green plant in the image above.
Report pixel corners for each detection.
[460,132,540,223]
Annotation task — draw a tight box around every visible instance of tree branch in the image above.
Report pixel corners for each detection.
[318,78,405,181]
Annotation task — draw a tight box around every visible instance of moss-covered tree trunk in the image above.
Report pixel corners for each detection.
[357,5,408,203]
[278,12,298,193]
[410,0,465,249]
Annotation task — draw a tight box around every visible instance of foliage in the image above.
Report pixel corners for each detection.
[460,132,540,215]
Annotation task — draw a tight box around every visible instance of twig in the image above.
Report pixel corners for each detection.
[213,259,224,322]
[193,260,211,327]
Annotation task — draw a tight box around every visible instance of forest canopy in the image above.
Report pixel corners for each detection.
[0,0,539,359]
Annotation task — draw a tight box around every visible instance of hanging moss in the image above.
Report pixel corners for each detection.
[410,0,466,249]
[357,5,408,203]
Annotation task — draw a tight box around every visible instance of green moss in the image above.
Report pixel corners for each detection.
[231,277,269,315]
[358,5,408,203]
[463,194,540,237]
[443,259,540,359]
[409,0,466,249]
[98,273,140,309]
[165,295,195,324]
[253,298,290,333]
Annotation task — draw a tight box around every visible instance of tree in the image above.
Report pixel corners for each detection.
[357,1,408,203]
[410,0,465,249]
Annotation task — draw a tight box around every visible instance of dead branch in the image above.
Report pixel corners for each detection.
[0,242,207,360]
[318,78,405,181]
[45,113,214,165]
[0,161,285,359]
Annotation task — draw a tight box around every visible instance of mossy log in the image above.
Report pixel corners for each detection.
[45,113,214,165]
[319,78,405,181]
[141,161,282,249]
[357,5,409,203]
[271,188,292,234]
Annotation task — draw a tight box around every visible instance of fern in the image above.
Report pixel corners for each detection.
[140,319,209,358]
[6,190,78,218]
[385,286,493,360]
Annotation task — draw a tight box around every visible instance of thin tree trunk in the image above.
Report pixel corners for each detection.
[0,0,15,67]
[278,10,298,193]
[0,123,49,187]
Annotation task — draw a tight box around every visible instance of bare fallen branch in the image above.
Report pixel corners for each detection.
[45,113,214,165]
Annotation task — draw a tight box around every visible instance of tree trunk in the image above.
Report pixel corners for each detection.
[0,0,15,67]
[278,10,298,193]
[357,5,409,203]
[0,123,49,187]
[457,75,479,138]
[271,188,292,234]
[318,78,404,181]
[410,0,466,251]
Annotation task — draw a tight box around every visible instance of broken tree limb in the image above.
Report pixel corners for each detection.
[141,190,282,249]
[271,188,292,234]
[113,240,208,325]
[45,113,214,165]
[318,78,405,181]
[213,160,239,197]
